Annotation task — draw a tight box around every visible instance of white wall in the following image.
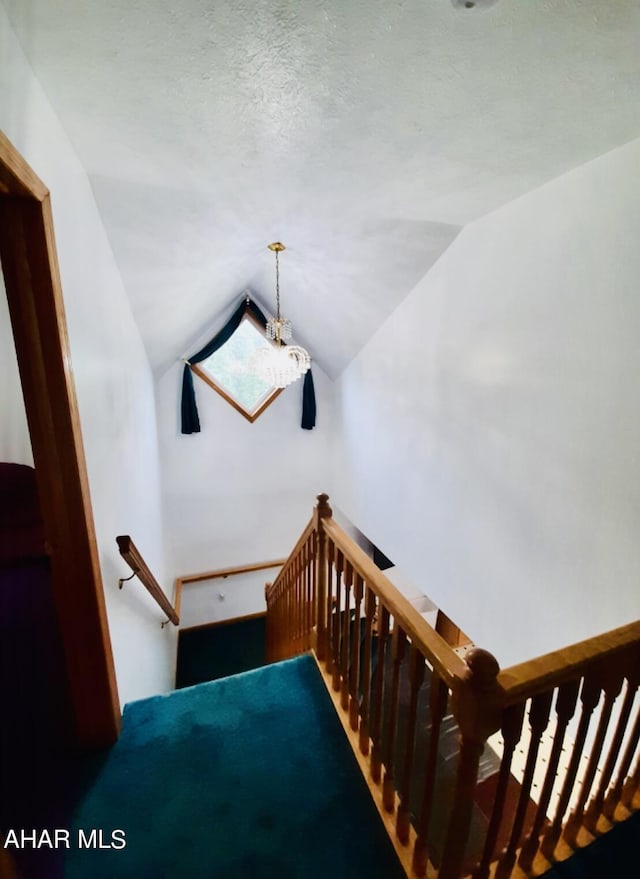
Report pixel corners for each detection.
[157,358,333,582]
[0,7,176,705]
[332,138,640,668]
[179,568,276,630]
[0,271,32,465]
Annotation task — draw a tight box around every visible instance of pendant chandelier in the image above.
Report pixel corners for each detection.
[250,242,311,388]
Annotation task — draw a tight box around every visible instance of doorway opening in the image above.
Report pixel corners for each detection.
[0,131,119,748]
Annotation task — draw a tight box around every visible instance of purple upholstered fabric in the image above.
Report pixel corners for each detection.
[0,463,73,878]
[0,463,46,565]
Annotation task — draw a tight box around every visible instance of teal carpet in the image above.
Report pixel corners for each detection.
[176,616,266,688]
[64,654,405,879]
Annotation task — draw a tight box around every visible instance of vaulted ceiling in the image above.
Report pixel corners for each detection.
[4,1,640,377]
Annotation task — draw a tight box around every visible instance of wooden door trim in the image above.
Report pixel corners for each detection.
[0,130,120,746]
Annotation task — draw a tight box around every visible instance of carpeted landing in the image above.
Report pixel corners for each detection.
[175,615,267,688]
[64,654,405,879]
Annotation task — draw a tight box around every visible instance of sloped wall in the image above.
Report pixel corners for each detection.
[1,7,176,705]
[332,138,640,667]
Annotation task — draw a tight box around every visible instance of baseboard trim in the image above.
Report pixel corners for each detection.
[180,611,267,634]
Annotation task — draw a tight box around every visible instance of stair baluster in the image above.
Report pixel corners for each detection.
[370,605,390,785]
[540,674,602,859]
[474,703,526,879]
[314,493,331,661]
[383,625,407,813]
[412,671,448,876]
[341,561,353,712]
[518,680,580,870]
[396,644,425,844]
[331,549,344,693]
[326,541,335,674]
[495,692,553,878]
[564,665,624,844]
[603,680,640,818]
[358,588,376,756]
[585,652,639,831]
[349,574,364,731]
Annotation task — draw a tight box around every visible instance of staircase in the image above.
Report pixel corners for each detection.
[265,494,640,879]
[3,490,639,879]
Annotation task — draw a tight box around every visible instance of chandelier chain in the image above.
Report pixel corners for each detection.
[249,241,310,387]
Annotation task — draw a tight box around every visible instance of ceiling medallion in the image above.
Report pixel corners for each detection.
[250,243,311,389]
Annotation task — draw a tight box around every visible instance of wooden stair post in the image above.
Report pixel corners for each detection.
[439,648,502,879]
[314,493,332,662]
[412,671,448,876]
[474,703,526,879]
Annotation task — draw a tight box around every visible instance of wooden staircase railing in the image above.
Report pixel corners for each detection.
[265,494,640,879]
[116,535,179,626]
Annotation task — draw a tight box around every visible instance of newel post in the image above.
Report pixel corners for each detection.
[439,648,503,879]
[313,493,332,661]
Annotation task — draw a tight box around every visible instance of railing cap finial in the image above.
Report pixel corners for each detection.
[465,647,500,693]
[316,493,332,519]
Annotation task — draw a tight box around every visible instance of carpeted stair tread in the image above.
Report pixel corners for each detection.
[64,654,406,879]
[175,616,267,688]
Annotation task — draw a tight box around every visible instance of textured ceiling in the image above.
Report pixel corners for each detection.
[4,1,640,376]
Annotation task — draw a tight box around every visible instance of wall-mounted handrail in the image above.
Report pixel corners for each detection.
[180,557,287,586]
[265,494,640,879]
[116,535,179,626]
[175,557,287,628]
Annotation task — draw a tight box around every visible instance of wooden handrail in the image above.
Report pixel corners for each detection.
[322,519,469,689]
[499,619,640,703]
[175,558,286,631]
[265,494,640,879]
[116,535,179,626]
[179,558,286,585]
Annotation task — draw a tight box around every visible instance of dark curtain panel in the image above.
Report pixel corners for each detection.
[301,370,316,430]
[180,297,316,433]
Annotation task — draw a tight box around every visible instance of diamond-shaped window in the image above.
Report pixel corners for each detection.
[190,314,282,422]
